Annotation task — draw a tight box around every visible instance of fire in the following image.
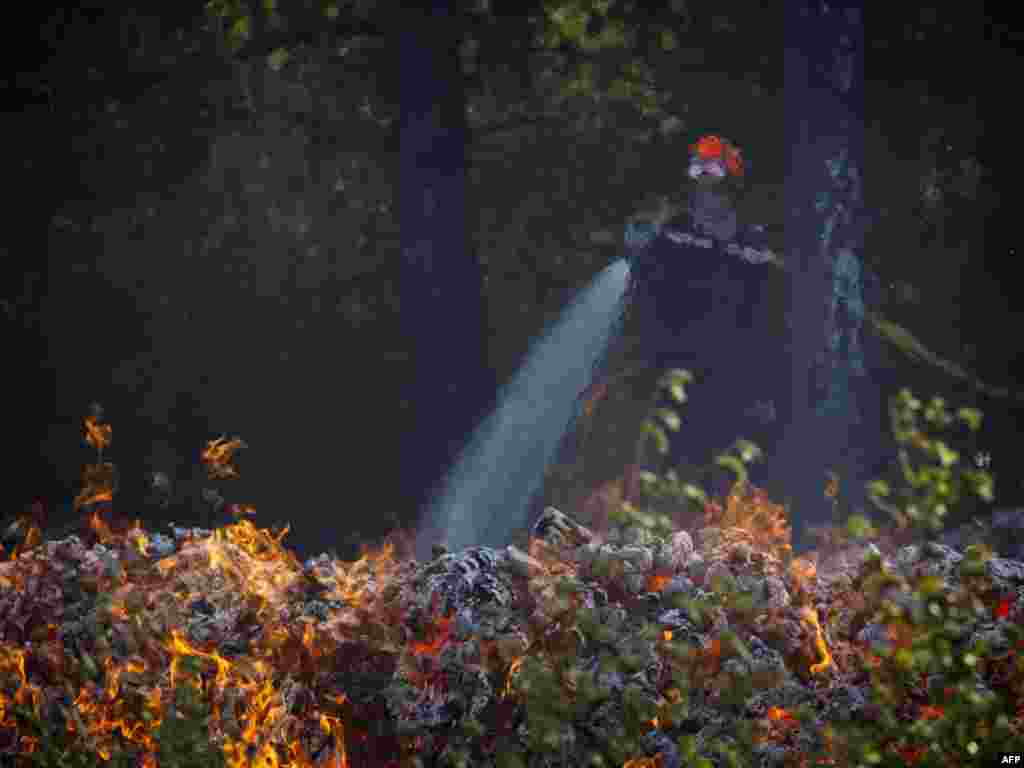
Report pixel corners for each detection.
[767,706,799,724]
[528,536,576,577]
[800,605,834,675]
[790,558,817,582]
[3,517,42,561]
[646,573,672,592]
[408,599,454,656]
[202,435,248,480]
[503,657,524,698]
[71,409,118,512]
[0,408,432,767]
[0,646,41,726]
[892,743,928,764]
[73,462,117,511]
[83,411,112,453]
[318,712,350,768]
[6,404,1013,767]
[89,507,115,542]
[704,483,792,559]
[322,540,399,609]
[166,629,234,691]
[623,755,663,768]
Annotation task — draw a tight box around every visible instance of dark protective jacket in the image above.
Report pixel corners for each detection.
[622,209,791,489]
[540,197,905,532]
[536,206,792,519]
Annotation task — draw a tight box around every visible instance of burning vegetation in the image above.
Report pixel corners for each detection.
[1,395,1023,767]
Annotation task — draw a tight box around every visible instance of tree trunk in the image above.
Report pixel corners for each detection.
[783,0,878,552]
[399,4,495,534]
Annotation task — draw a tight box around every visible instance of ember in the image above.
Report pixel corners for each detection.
[0,405,1022,767]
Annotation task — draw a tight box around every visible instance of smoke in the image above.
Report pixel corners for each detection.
[416,259,631,558]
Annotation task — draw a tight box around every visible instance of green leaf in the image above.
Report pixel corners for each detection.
[656,408,681,432]
[667,382,687,404]
[917,575,945,597]
[228,14,251,48]
[324,2,339,19]
[971,471,995,502]
[846,514,876,540]
[934,441,958,468]
[956,407,983,431]
[714,454,747,485]
[607,77,634,100]
[658,28,677,51]
[733,439,762,464]
[549,4,589,45]
[924,396,951,426]
[497,749,527,768]
[638,91,662,116]
[664,368,693,386]
[267,47,290,71]
[685,598,704,626]
[682,484,707,503]
[642,420,669,455]
[898,388,922,411]
[594,19,627,49]
[539,26,562,49]
[866,478,890,498]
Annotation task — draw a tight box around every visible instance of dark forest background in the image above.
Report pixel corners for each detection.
[3,0,1021,561]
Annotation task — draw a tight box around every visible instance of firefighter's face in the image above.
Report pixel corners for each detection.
[688,157,727,185]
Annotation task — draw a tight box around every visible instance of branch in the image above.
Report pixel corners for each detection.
[766,249,1024,405]
[867,312,1024,406]
[470,110,576,142]
[230,15,389,62]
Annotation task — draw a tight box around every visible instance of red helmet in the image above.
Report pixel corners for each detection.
[688,135,744,177]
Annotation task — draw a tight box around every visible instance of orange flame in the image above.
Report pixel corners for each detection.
[704,484,792,559]
[767,706,798,724]
[790,557,817,583]
[83,414,112,453]
[646,573,672,593]
[800,605,834,675]
[623,755,663,768]
[201,435,247,480]
[503,657,524,698]
[1,411,379,767]
[73,462,117,511]
[410,594,455,657]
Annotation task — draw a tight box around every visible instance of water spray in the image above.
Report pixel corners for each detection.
[416,258,631,557]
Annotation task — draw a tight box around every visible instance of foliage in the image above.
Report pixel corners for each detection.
[508,574,748,767]
[632,368,765,522]
[629,381,1020,765]
[8,380,1022,768]
[812,539,1024,766]
[863,388,994,540]
[801,388,1022,766]
[201,0,679,128]
[10,683,226,768]
[587,378,1019,766]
